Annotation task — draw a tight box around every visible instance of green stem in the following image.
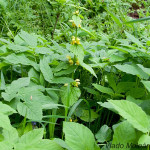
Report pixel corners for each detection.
[49,109,57,139]
[65,84,70,121]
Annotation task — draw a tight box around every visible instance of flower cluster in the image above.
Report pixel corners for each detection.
[73,79,80,87]
[71,36,80,45]
[69,20,81,28]
[66,55,73,65]
[73,10,79,15]
[64,79,80,87]
[66,55,80,65]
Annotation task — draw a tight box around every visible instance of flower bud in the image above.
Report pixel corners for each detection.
[75,79,80,82]
[69,59,74,65]
[78,24,81,28]
[76,60,80,65]
[66,55,71,60]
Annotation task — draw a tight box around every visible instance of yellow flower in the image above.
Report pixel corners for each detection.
[69,118,72,122]
[64,83,68,87]
[75,79,80,82]
[78,24,81,28]
[71,40,76,45]
[71,36,76,45]
[72,22,76,28]
[66,55,71,60]
[69,20,73,22]
[76,60,80,65]
[76,37,80,45]
[71,36,81,45]
[72,36,75,40]
[73,10,79,15]
[69,59,74,65]
[74,79,80,87]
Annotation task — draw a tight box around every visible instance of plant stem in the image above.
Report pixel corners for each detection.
[65,84,70,121]
[49,109,57,139]
[51,12,60,40]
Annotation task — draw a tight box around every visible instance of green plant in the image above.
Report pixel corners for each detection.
[0,0,150,149]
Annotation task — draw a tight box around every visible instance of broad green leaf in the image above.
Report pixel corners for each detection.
[0,114,12,130]
[8,43,29,52]
[140,100,150,115]
[3,53,39,71]
[70,45,84,62]
[63,122,99,150]
[99,102,117,114]
[83,87,100,96]
[109,55,126,63]
[3,53,30,65]
[15,139,63,150]
[107,74,117,92]
[116,82,136,94]
[35,47,53,55]
[46,90,59,104]
[51,77,74,84]
[111,121,136,150]
[124,31,143,47]
[0,62,9,69]
[60,86,81,107]
[114,64,149,79]
[23,123,33,134]
[93,84,114,95]
[2,127,18,144]
[42,103,62,110]
[67,99,83,121]
[80,27,95,37]
[126,88,145,98]
[0,141,12,150]
[14,34,25,45]
[95,125,112,143]
[72,15,81,27]
[138,64,150,76]
[77,109,99,122]
[53,62,69,73]
[18,30,37,47]
[0,102,16,115]
[126,95,142,105]
[18,86,54,105]
[138,134,150,145]
[0,38,10,44]
[141,80,150,92]
[81,63,97,78]
[18,128,43,144]
[54,138,71,149]
[108,100,149,133]
[2,77,30,102]
[28,68,40,84]
[54,66,77,76]
[40,57,53,83]
[17,101,43,120]
[33,140,63,150]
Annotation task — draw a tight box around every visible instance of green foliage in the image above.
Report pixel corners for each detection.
[0,0,150,149]
[63,122,100,150]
